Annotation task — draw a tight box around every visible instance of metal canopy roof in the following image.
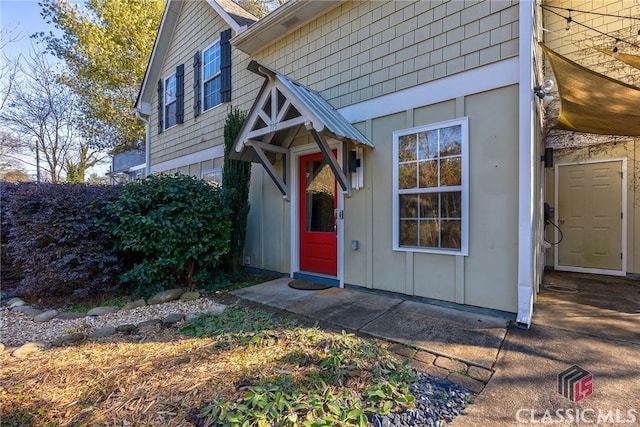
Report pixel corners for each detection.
[231,61,372,199]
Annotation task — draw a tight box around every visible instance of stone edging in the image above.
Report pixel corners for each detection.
[2,289,227,358]
[389,343,493,393]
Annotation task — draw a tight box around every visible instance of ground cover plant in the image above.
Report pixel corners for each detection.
[0,303,415,426]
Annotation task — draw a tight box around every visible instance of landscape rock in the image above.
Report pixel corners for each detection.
[148,289,184,305]
[12,341,50,358]
[11,305,35,313]
[6,297,23,307]
[21,308,44,318]
[87,326,117,339]
[9,299,26,308]
[162,313,185,327]
[122,299,147,310]
[56,312,86,320]
[137,318,160,327]
[206,304,227,315]
[87,306,120,316]
[116,324,138,334]
[185,313,201,322]
[180,291,200,301]
[52,333,86,347]
[33,310,59,323]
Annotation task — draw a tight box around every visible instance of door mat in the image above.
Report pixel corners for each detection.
[288,279,331,291]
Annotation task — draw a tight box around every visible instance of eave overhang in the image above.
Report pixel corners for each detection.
[231,0,344,55]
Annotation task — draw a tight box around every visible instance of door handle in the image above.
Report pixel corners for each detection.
[558,219,565,224]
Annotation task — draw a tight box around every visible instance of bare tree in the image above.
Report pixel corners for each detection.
[0,26,21,111]
[0,131,31,182]
[0,48,80,182]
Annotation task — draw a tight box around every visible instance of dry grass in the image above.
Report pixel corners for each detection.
[1,305,407,427]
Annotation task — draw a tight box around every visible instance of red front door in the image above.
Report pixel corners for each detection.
[299,152,337,276]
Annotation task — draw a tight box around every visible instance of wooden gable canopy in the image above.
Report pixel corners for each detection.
[231,61,373,199]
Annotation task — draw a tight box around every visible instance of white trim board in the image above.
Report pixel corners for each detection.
[289,140,344,288]
[150,145,225,173]
[338,57,519,123]
[516,0,535,328]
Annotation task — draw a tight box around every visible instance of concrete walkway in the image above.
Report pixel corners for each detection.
[451,272,640,426]
[233,273,640,426]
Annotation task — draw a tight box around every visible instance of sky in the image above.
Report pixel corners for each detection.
[1,0,57,59]
[1,0,112,179]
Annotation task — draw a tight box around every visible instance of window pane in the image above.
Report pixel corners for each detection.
[418,130,438,160]
[399,194,418,218]
[418,160,437,188]
[399,163,417,189]
[204,76,221,110]
[165,75,176,103]
[399,220,418,246]
[398,134,416,162]
[441,192,461,218]
[440,125,461,157]
[203,43,220,79]
[440,157,461,186]
[419,220,438,247]
[305,160,335,232]
[441,220,461,249]
[419,193,438,218]
[165,102,176,128]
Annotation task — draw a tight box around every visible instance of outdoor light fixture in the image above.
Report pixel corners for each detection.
[565,12,572,34]
[534,80,555,102]
[613,39,620,58]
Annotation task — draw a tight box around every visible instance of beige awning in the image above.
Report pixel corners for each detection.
[540,43,640,136]
[591,47,640,71]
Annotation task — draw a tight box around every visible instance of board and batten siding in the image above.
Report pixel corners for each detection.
[335,85,519,313]
[251,0,519,109]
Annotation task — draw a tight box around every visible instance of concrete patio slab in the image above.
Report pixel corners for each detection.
[361,300,509,369]
[233,279,509,369]
[286,287,403,330]
[231,278,321,310]
[451,323,640,427]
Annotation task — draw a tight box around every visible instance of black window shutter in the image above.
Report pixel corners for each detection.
[220,28,232,103]
[157,79,164,133]
[176,64,184,124]
[193,51,201,117]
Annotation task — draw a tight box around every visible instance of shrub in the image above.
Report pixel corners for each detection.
[101,173,231,295]
[3,182,122,302]
[1,182,20,283]
[222,107,251,274]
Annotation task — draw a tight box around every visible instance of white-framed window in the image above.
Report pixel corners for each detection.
[202,168,223,186]
[202,40,221,111]
[164,72,177,129]
[392,118,469,255]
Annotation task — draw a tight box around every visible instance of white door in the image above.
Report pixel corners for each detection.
[555,160,624,274]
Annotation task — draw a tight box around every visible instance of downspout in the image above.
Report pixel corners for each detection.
[136,111,151,177]
[516,0,536,328]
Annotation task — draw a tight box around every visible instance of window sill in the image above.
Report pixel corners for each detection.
[393,246,468,256]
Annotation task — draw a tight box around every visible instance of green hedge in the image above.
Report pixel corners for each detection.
[100,173,232,296]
